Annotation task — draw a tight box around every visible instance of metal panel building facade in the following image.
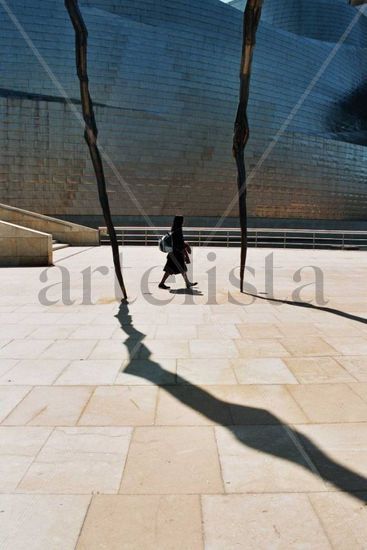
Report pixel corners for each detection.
[0,0,366,225]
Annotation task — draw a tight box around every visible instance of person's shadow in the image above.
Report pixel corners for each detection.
[169,288,203,296]
[116,302,367,503]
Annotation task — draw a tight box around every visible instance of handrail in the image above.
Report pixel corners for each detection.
[99,226,367,250]
[100,226,367,235]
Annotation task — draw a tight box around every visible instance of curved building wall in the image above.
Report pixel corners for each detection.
[0,0,366,223]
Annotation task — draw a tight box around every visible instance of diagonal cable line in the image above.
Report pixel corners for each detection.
[201,4,367,247]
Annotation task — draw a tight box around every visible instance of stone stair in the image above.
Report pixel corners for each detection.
[0,203,100,246]
[0,202,99,266]
[52,240,70,251]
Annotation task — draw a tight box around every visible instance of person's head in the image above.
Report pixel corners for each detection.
[172,216,184,230]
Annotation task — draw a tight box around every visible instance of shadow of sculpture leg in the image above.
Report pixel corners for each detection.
[245,292,367,325]
[116,303,367,503]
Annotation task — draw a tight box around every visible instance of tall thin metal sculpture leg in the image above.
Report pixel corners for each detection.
[233,0,263,293]
[65,0,127,300]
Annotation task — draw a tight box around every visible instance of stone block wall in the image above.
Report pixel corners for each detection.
[0,220,52,266]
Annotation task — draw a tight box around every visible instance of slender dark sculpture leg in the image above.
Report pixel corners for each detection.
[233,0,263,292]
[65,0,127,300]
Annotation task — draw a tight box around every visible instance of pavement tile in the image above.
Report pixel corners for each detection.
[28,326,75,340]
[115,358,176,385]
[17,427,132,494]
[155,324,197,339]
[0,313,29,324]
[274,310,317,323]
[348,382,367,403]
[20,313,68,326]
[288,384,367,423]
[296,423,367,491]
[336,357,367,382]
[0,340,54,360]
[1,325,37,340]
[284,357,355,384]
[0,427,51,491]
[241,312,280,324]
[138,339,190,359]
[54,360,121,385]
[0,386,31,423]
[0,495,90,550]
[0,359,18,377]
[210,385,308,425]
[2,386,92,426]
[79,386,157,426]
[111,324,157,339]
[315,323,363,338]
[40,340,98,360]
[323,337,367,356]
[308,492,367,549]
[277,322,320,337]
[281,337,338,357]
[0,426,51,455]
[215,426,324,493]
[118,313,168,326]
[203,313,243,324]
[88,340,130,360]
[210,304,251,313]
[197,324,240,339]
[237,323,283,339]
[166,313,208,325]
[69,325,117,340]
[156,386,232,425]
[232,357,298,384]
[0,360,69,385]
[59,313,99,325]
[120,427,223,494]
[235,339,289,358]
[77,495,203,550]
[177,358,237,385]
[202,494,330,549]
[189,339,239,359]
[0,306,16,313]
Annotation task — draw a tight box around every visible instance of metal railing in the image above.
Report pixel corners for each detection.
[99,226,367,250]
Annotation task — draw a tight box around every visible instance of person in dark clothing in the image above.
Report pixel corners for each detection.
[159,216,198,290]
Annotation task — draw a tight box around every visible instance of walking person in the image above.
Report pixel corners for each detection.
[159,216,198,290]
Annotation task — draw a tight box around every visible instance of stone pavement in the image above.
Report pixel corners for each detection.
[0,245,367,549]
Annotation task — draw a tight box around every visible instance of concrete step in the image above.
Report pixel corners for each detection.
[52,242,69,251]
[0,202,99,246]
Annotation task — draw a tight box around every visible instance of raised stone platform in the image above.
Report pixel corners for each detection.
[0,220,52,267]
[0,203,99,247]
[0,246,367,549]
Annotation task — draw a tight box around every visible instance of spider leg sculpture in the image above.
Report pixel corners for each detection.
[233,0,263,293]
[65,0,127,300]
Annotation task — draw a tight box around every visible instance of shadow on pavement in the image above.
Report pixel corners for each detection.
[116,301,367,504]
[245,292,367,325]
[169,288,203,296]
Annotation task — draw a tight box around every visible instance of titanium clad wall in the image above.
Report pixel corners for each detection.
[0,0,366,222]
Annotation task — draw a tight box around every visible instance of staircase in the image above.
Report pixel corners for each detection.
[0,202,98,267]
[0,203,100,246]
